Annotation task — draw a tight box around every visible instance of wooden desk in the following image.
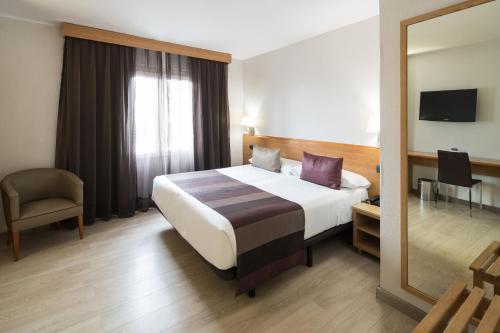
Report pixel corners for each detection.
[407,151,500,190]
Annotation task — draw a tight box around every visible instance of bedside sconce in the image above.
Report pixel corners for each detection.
[241,116,256,136]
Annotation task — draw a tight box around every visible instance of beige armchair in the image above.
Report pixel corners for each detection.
[1,168,84,261]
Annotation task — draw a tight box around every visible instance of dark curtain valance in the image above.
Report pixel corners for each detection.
[55,37,137,224]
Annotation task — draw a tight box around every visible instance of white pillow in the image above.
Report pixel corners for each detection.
[290,165,302,176]
[341,169,371,189]
[280,158,302,175]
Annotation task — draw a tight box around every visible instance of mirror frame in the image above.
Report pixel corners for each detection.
[400,0,495,304]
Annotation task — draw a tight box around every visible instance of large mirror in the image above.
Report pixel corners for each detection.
[402,0,500,302]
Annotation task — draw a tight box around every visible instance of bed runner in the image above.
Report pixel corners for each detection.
[166,169,305,295]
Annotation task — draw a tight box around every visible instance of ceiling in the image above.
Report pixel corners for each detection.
[408,1,500,55]
[0,0,379,60]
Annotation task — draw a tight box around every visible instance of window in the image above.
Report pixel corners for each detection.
[134,51,195,197]
[133,74,194,158]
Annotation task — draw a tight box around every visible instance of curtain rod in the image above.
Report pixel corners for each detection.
[62,23,232,64]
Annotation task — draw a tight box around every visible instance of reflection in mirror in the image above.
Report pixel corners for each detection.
[406,1,500,300]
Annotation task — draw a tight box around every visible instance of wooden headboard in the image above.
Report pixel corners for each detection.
[242,134,380,197]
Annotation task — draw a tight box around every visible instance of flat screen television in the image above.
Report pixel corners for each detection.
[419,89,477,122]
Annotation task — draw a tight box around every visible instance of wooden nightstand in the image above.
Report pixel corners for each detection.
[352,202,380,258]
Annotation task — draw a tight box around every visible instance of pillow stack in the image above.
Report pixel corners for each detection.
[250,148,371,190]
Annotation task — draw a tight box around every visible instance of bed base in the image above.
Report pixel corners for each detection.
[304,222,352,269]
[202,220,353,298]
[157,206,352,298]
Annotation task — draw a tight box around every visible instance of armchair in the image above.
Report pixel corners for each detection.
[1,168,84,261]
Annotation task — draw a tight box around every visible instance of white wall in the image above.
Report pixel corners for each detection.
[408,39,500,207]
[379,0,467,312]
[0,17,63,178]
[0,16,245,232]
[243,16,380,147]
[0,17,64,233]
[408,40,500,158]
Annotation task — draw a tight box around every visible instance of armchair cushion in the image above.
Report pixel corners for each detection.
[13,199,82,232]
[20,198,79,220]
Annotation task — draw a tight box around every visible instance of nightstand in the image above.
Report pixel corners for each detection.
[352,202,380,258]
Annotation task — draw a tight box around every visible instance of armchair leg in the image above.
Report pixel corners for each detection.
[435,182,440,208]
[78,214,84,239]
[10,231,19,261]
[469,188,472,218]
[479,182,483,210]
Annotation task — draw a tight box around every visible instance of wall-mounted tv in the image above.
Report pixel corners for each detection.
[419,89,477,122]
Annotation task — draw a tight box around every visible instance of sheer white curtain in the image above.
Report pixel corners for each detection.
[134,49,194,207]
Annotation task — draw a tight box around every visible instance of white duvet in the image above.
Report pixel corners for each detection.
[152,164,368,270]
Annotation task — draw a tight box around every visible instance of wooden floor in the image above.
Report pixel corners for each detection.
[408,195,500,299]
[0,209,416,333]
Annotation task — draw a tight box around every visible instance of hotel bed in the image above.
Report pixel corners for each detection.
[152,134,380,297]
[153,164,368,270]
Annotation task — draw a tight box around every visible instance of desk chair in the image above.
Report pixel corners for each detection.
[435,150,482,217]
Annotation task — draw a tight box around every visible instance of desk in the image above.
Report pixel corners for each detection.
[407,151,500,190]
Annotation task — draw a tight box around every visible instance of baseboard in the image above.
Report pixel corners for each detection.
[376,286,427,322]
[439,196,500,214]
[409,189,500,214]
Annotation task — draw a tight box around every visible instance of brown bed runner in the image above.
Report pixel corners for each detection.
[167,169,305,295]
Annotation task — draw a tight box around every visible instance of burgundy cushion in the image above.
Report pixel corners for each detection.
[300,152,343,189]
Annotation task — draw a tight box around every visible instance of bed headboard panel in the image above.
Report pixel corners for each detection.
[242,134,380,197]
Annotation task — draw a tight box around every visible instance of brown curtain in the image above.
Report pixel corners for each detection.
[191,58,231,170]
[55,37,137,224]
[55,37,231,223]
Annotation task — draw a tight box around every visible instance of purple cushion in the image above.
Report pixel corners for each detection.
[300,152,343,189]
